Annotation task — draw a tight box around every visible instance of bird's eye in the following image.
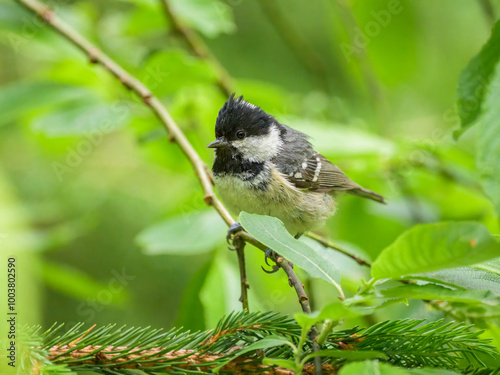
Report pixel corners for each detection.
[236,130,245,140]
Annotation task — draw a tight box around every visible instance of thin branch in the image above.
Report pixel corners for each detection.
[13,0,326,318]
[277,256,313,313]
[307,232,371,267]
[16,0,234,224]
[159,0,234,97]
[233,236,250,311]
[274,255,323,375]
[158,0,247,313]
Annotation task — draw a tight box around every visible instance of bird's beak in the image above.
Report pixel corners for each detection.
[207,138,227,149]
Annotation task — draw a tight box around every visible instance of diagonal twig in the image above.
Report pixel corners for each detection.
[307,232,371,267]
[12,0,321,315]
[274,255,322,375]
[158,0,251,313]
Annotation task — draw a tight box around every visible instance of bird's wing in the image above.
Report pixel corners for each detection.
[286,152,386,203]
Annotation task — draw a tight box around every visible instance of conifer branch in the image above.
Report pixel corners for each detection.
[20,312,497,374]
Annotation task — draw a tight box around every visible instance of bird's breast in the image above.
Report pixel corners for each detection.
[213,163,336,235]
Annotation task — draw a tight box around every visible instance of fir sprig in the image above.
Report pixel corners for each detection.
[18,311,497,374]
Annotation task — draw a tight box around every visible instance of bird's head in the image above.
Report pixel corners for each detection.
[207,94,284,163]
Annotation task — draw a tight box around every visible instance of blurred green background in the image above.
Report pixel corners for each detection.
[0,0,498,342]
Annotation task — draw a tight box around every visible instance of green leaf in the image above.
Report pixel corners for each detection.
[474,257,500,275]
[136,210,226,255]
[457,20,500,134]
[199,253,240,328]
[31,101,131,137]
[262,358,297,372]
[477,62,500,216]
[285,117,396,157]
[372,221,500,279]
[409,267,500,297]
[175,262,210,331]
[303,349,387,362]
[169,0,236,38]
[212,337,292,373]
[239,212,343,297]
[294,301,367,330]
[0,82,90,127]
[380,283,497,304]
[141,50,217,97]
[36,261,127,304]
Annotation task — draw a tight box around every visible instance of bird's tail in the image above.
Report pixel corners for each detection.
[347,187,386,204]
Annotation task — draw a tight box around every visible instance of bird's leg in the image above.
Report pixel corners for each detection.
[226,222,243,249]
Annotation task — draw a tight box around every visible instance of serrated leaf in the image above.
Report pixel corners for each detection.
[239,212,342,296]
[136,210,226,255]
[372,221,500,279]
[380,283,497,304]
[457,20,500,134]
[212,337,292,373]
[409,267,500,297]
[475,257,500,275]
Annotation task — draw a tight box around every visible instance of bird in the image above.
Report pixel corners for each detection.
[208,94,385,266]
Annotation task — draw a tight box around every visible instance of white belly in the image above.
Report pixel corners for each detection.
[214,168,336,236]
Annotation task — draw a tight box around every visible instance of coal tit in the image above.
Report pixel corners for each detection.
[208,95,386,238]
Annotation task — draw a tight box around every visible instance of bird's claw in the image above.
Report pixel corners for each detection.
[262,248,280,273]
[226,222,243,244]
[261,264,280,274]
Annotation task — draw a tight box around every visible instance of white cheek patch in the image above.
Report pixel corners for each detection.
[232,125,283,162]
